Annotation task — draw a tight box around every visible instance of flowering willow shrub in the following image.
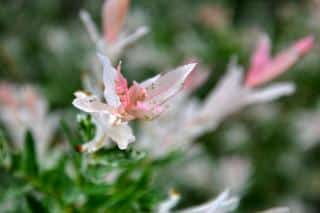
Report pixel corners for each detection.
[139,35,314,157]
[0,0,315,212]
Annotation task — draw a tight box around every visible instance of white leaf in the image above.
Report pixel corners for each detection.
[144,63,196,105]
[78,113,135,152]
[177,189,239,213]
[79,10,100,45]
[105,120,135,150]
[98,53,122,108]
[72,91,113,114]
[259,207,290,213]
[139,74,161,88]
[246,82,295,104]
[199,61,246,126]
[116,25,150,50]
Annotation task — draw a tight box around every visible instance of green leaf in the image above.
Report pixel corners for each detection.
[0,170,32,213]
[60,120,79,147]
[60,120,81,149]
[77,114,96,142]
[82,148,146,183]
[81,181,112,195]
[60,120,82,170]
[21,131,38,176]
[151,151,183,168]
[26,193,48,213]
[0,131,10,167]
[100,168,157,211]
[89,148,146,168]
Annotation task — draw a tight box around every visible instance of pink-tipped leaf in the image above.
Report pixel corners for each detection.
[245,35,314,88]
[103,0,130,43]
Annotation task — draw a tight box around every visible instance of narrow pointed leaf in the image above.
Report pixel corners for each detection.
[21,131,38,176]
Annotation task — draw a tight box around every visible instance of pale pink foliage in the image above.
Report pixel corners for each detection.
[245,35,314,87]
[73,54,196,151]
[80,0,148,62]
[96,54,196,121]
[183,58,210,91]
[103,0,130,43]
[0,83,58,161]
[144,61,290,155]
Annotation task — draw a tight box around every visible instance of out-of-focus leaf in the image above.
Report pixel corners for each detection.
[0,131,10,167]
[90,148,146,168]
[60,120,82,169]
[81,181,112,195]
[21,131,38,176]
[10,152,22,172]
[26,193,48,213]
[60,120,80,148]
[39,157,84,206]
[82,148,146,183]
[151,151,183,168]
[84,164,115,184]
[0,170,32,213]
[102,168,156,210]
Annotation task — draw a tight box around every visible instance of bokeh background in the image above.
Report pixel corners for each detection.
[1,0,320,212]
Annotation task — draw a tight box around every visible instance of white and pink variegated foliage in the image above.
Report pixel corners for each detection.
[0,83,59,161]
[80,0,149,97]
[245,35,314,87]
[138,61,211,157]
[139,35,314,157]
[72,54,196,152]
[80,0,149,61]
